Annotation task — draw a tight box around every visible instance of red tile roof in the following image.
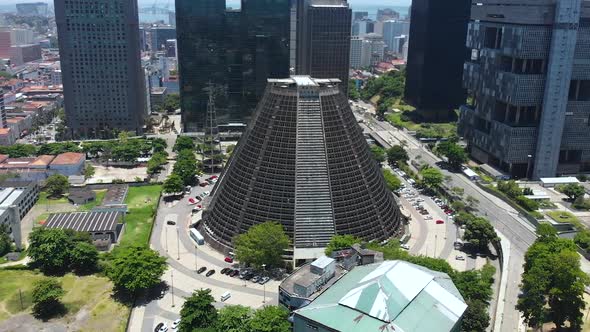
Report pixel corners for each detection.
[50,152,84,166]
[30,155,56,166]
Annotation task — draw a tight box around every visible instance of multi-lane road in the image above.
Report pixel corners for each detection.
[353,102,536,332]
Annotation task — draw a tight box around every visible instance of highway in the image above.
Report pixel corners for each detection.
[354,103,536,332]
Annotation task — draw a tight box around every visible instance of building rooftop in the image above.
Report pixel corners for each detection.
[281,261,346,298]
[0,187,25,208]
[0,128,11,135]
[50,152,84,166]
[44,211,122,233]
[312,255,334,270]
[294,260,467,332]
[30,155,55,166]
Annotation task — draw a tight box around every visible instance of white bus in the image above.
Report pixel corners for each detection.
[190,228,205,245]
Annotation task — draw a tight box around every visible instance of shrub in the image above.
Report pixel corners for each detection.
[515,195,539,212]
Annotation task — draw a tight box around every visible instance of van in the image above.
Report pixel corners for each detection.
[221,291,231,302]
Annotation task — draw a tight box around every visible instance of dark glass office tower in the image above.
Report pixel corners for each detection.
[176,0,226,132]
[295,0,352,91]
[177,0,290,132]
[404,0,471,121]
[55,0,146,138]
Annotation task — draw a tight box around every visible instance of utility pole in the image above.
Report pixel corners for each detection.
[434,234,438,257]
[176,228,180,260]
[165,227,168,253]
[194,245,198,270]
[262,264,267,304]
[171,269,175,307]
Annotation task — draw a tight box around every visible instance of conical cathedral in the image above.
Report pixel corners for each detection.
[201,76,403,260]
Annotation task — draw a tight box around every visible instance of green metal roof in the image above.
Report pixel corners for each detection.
[294,260,467,332]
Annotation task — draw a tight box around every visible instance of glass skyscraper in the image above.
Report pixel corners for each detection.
[176,0,291,132]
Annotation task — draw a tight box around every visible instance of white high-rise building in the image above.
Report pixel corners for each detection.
[350,34,386,69]
[10,28,34,46]
[382,20,410,50]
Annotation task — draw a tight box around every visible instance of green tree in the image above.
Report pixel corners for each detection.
[561,183,586,201]
[216,305,253,332]
[461,300,490,332]
[247,306,291,332]
[348,80,360,101]
[151,138,168,153]
[147,152,168,175]
[0,224,11,256]
[173,149,198,185]
[1,144,38,157]
[387,145,408,165]
[28,228,73,273]
[162,93,180,113]
[38,142,81,155]
[179,289,218,331]
[438,141,468,169]
[84,163,95,179]
[463,217,499,252]
[234,221,290,268]
[451,201,466,212]
[453,268,494,303]
[517,226,590,330]
[174,136,195,152]
[370,145,386,163]
[497,180,523,199]
[32,278,65,319]
[420,167,444,189]
[105,246,167,294]
[451,187,465,197]
[325,234,363,255]
[45,174,69,198]
[69,241,99,274]
[163,174,184,194]
[382,169,402,191]
[111,143,140,162]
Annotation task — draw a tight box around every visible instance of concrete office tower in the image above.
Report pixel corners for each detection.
[404,0,471,121]
[353,11,368,21]
[295,0,352,90]
[55,0,146,138]
[201,76,403,262]
[351,19,374,36]
[149,26,176,51]
[459,0,590,178]
[382,20,410,50]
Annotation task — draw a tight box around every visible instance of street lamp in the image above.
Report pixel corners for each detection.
[194,245,198,271]
[262,264,267,304]
[176,228,180,260]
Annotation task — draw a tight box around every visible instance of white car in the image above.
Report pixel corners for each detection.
[400,244,410,250]
[424,216,433,220]
[171,319,181,329]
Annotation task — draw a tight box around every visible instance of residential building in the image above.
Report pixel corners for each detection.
[295,0,352,90]
[458,0,590,178]
[349,36,364,68]
[382,20,410,50]
[51,69,62,85]
[292,261,467,332]
[349,35,385,69]
[0,29,11,60]
[392,35,407,55]
[55,0,146,138]
[364,33,386,66]
[16,2,48,17]
[404,0,471,121]
[201,77,403,263]
[0,179,39,250]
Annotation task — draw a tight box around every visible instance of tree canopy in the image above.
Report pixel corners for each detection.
[247,306,291,332]
[234,221,290,269]
[437,141,468,169]
[28,228,76,273]
[69,241,99,274]
[173,149,199,186]
[325,234,362,255]
[382,169,402,191]
[0,224,11,257]
[420,167,444,189]
[561,183,586,201]
[463,217,499,252]
[370,145,386,163]
[216,305,253,332]
[105,246,167,293]
[174,136,195,152]
[32,278,65,319]
[348,80,360,101]
[163,174,184,194]
[517,225,590,329]
[45,174,69,198]
[387,145,409,165]
[179,289,218,331]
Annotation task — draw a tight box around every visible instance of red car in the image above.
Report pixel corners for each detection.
[444,210,454,215]
[436,219,444,224]
[224,256,234,263]
[209,175,218,180]
[199,182,208,187]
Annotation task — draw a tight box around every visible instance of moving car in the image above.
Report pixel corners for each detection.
[455,255,465,261]
[224,256,234,263]
[221,268,230,274]
[166,220,176,226]
[206,270,216,277]
[436,219,444,224]
[197,266,207,274]
[171,319,181,330]
[155,322,168,332]
[400,244,410,250]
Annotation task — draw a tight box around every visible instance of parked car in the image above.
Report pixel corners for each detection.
[243,272,255,280]
[192,205,202,213]
[230,269,240,277]
[171,319,181,330]
[436,219,444,224]
[197,267,207,274]
[400,244,410,250]
[199,182,208,187]
[221,268,230,274]
[155,322,168,332]
[251,276,260,283]
[424,216,433,220]
[224,256,234,263]
[258,276,270,285]
[419,210,429,215]
[188,197,197,205]
[455,255,465,261]
[206,270,216,277]
[166,220,176,226]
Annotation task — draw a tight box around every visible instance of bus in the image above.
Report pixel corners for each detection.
[190,228,205,245]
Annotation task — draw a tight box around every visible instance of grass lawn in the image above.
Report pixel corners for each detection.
[78,190,107,211]
[119,185,162,247]
[386,111,457,139]
[547,210,581,226]
[0,269,128,331]
[37,191,68,205]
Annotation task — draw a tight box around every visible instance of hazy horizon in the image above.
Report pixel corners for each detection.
[1,0,412,7]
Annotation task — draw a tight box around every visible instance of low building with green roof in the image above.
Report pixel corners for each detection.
[293,260,467,332]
